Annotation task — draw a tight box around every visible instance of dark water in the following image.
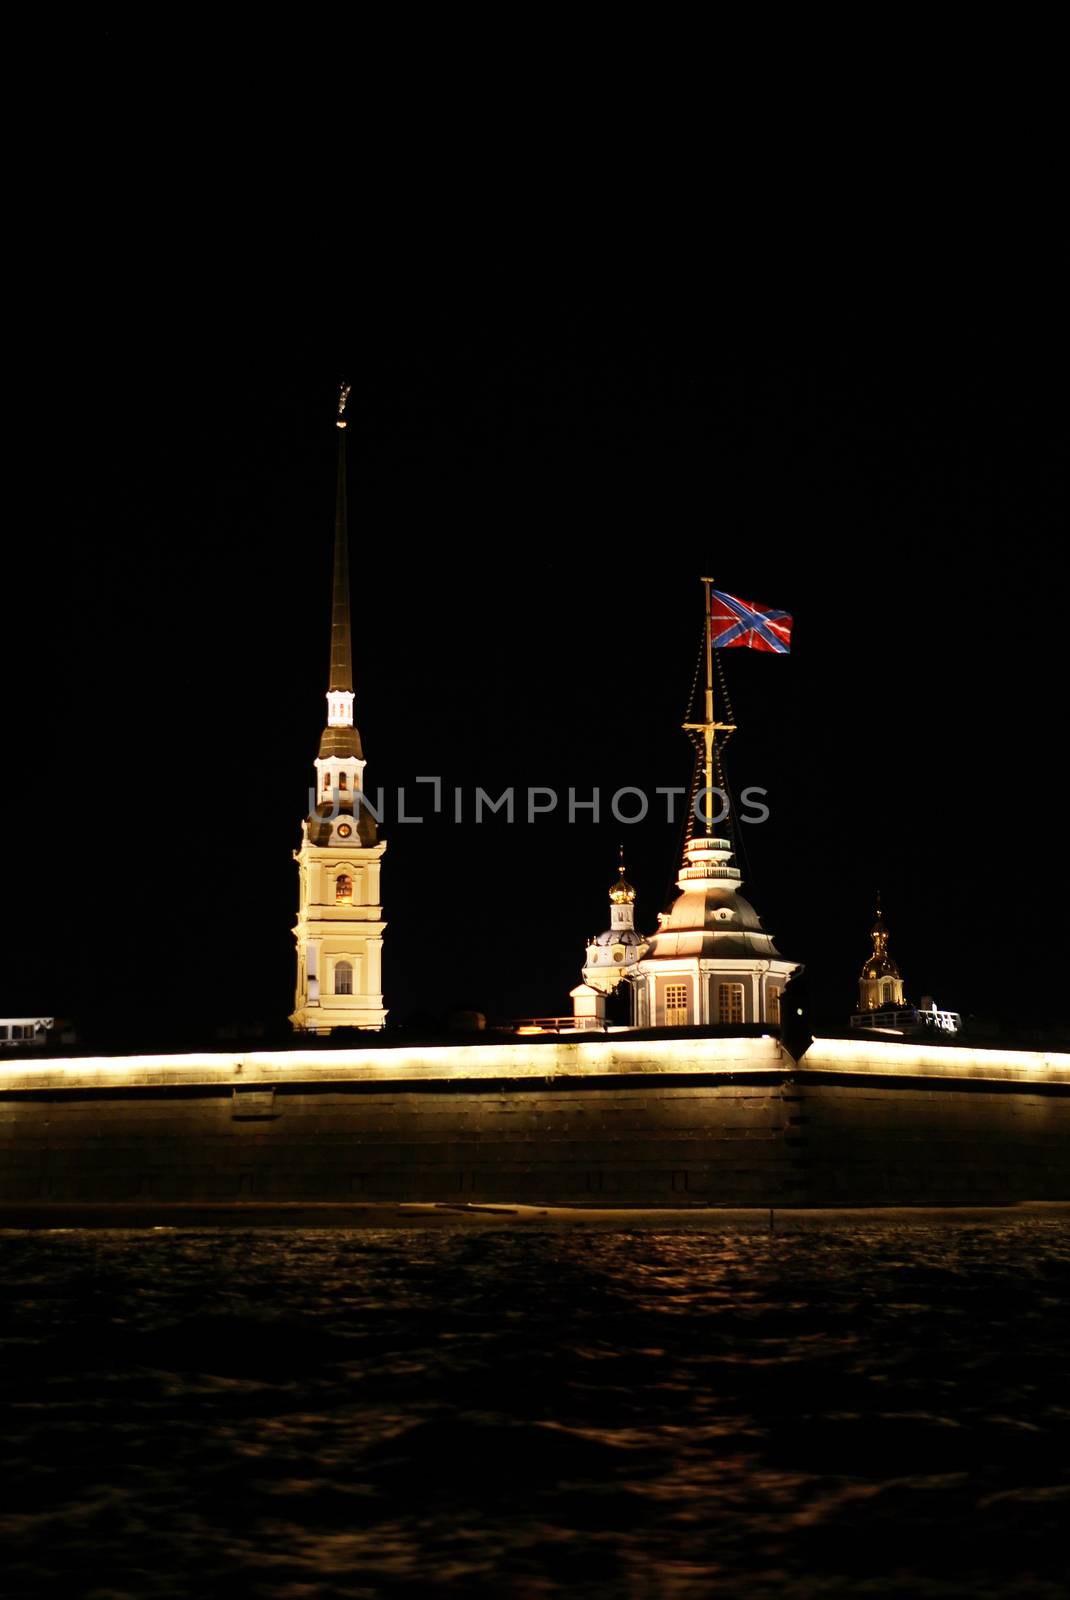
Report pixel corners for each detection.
[2,1222,1069,1599]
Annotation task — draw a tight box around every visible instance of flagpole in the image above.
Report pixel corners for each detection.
[684,577,736,841]
[702,575,715,836]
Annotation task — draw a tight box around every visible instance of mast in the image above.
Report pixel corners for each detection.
[683,576,736,836]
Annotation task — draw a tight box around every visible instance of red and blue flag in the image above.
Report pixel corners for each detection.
[710,590,792,654]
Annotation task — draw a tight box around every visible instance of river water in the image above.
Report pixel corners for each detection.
[2,1219,1068,1597]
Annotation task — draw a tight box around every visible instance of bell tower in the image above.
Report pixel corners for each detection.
[290,386,387,1033]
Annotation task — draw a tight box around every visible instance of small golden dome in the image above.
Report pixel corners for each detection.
[609,862,636,904]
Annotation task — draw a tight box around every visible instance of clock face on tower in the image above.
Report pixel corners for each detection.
[337,823,352,839]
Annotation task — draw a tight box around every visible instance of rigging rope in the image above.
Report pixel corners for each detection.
[683,626,705,725]
[714,645,736,734]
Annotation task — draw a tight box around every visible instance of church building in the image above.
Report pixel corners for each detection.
[631,831,796,1028]
[857,897,904,1013]
[570,855,647,1028]
[290,389,387,1032]
[572,578,797,1031]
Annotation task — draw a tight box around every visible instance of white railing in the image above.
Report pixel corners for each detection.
[0,1018,54,1048]
[510,1016,596,1034]
[850,1007,962,1036]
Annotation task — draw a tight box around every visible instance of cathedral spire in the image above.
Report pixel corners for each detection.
[329,383,353,695]
[318,384,361,763]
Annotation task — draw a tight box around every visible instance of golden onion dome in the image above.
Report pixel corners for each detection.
[609,864,636,904]
[861,899,900,979]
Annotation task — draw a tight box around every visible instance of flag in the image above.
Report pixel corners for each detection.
[710,589,792,654]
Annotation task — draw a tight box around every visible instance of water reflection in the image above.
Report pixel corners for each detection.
[1,1221,1068,1596]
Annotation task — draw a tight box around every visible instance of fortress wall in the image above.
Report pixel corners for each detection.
[795,1078,1070,1204]
[1,1035,1067,1210]
[791,1038,1070,1206]
[0,1078,797,1205]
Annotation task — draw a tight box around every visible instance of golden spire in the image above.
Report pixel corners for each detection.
[863,893,901,979]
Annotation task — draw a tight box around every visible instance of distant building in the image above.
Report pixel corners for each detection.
[0,1017,54,1049]
[290,388,387,1033]
[856,897,904,1012]
[850,900,961,1037]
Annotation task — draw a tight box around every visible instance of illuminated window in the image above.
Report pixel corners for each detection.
[334,960,353,995]
[718,983,744,1024]
[768,986,781,1023]
[336,873,353,903]
[339,772,348,790]
[665,982,689,1026]
[322,772,330,792]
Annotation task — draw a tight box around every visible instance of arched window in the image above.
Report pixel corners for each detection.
[881,980,895,1002]
[322,772,330,792]
[336,873,353,903]
[339,772,348,789]
[768,986,781,1023]
[334,960,353,995]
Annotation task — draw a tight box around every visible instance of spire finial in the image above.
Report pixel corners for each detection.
[327,395,353,693]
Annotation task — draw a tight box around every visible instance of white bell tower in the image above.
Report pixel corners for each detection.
[571,855,647,1028]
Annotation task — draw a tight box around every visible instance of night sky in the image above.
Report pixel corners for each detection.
[4,287,1065,1047]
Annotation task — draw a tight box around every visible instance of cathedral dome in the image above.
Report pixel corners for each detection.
[860,906,900,980]
[862,952,901,978]
[642,884,782,960]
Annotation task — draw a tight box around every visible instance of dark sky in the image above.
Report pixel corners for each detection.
[3,283,1065,1044]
